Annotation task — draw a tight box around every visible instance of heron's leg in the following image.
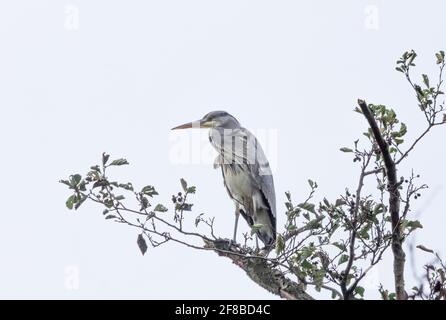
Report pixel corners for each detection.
[251,197,260,250]
[233,204,240,243]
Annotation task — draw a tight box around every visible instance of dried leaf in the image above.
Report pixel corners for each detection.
[137,234,148,255]
[416,245,434,253]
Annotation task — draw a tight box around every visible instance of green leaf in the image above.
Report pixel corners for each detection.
[355,286,365,297]
[105,215,117,220]
[297,203,316,214]
[416,245,434,253]
[300,245,315,260]
[422,74,430,88]
[340,147,353,153]
[102,152,110,165]
[137,234,148,255]
[358,225,371,240]
[187,186,196,194]
[335,199,346,207]
[65,194,76,210]
[338,254,349,265]
[307,218,322,229]
[333,242,346,251]
[141,185,158,197]
[92,180,108,189]
[323,198,330,207]
[78,181,87,192]
[301,260,313,270]
[181,203,193,211]
[399,123,407,136]
[308,179,315,188]
[250,224,264,236]
[436,51,445,64]
[70,174,82,186]
[154,204,168,212]
[406,220,423,231]
[373,204,386,215]
[140,196,149,211]
[408,50,417,65]
[119,183,134,191]
[109,158,129,166]
[74,194,87,210]
[275,234,285,255]
[195,213,204,227]
[104,199,114,208]
[180,178,188,192]
[59,179,71,187]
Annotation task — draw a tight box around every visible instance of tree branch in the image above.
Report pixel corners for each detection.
[395,123,443,165]
[204,239,314,300]
[358,99,407,300]
[341,154,370,299]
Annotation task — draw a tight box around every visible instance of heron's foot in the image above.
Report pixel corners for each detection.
[258,246,272,257]
[253,246,262,255]
[214,238,242,249]
[213,238,234,251]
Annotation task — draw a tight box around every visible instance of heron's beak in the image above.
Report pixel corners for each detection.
[171,119,212,130]
[171,121,194,130]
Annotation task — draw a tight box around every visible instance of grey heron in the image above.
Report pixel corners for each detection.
[172,111,276,249]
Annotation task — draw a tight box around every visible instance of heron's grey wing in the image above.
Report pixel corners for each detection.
[250,134,276,223]
[258,171,276,221]
[242,128,277,230]
[213,154,223,169]
[212,127,276,221]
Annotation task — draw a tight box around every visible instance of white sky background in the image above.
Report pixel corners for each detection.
[0,0,445,299]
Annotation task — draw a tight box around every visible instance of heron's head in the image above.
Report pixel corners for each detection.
[171,111,240,130]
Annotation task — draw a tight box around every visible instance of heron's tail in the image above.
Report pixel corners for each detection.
[257,227,276,250]
[241,207,276,249]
